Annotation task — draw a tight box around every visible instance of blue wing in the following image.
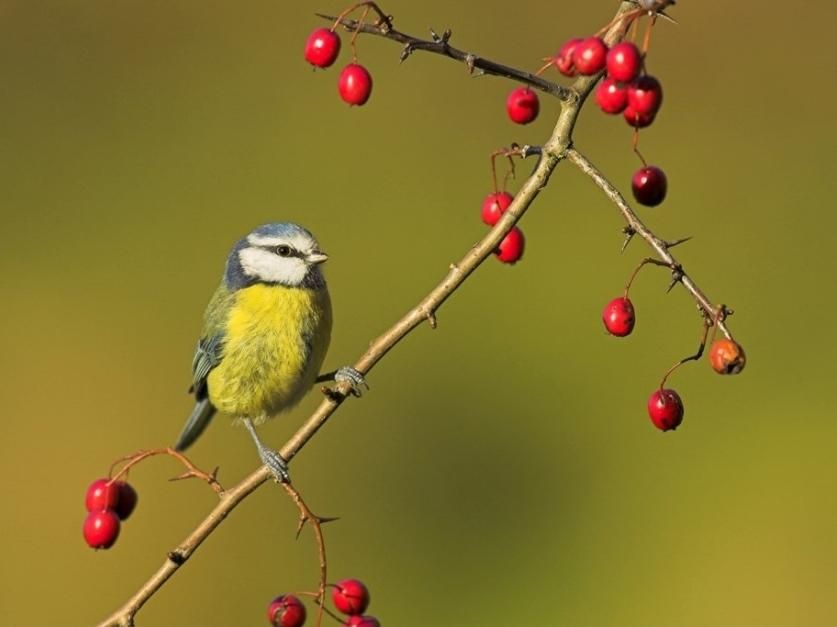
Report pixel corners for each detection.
[174,283,233,451]
[189,334,224,398]
[174,334,224,451]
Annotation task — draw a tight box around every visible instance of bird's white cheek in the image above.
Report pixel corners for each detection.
[239,248,306,285]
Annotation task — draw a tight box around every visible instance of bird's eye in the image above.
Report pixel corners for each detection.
[275,245,292,257]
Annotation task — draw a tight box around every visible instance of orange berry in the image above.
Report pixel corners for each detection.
[708,338,746,374]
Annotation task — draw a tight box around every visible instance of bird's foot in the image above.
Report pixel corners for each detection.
[242,417,290,483]
[334,366,369,397]
[259,446,291,483]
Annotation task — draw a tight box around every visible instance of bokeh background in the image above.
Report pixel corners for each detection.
[1,1,836,625]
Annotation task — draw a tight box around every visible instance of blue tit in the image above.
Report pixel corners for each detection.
[174,222,366,481]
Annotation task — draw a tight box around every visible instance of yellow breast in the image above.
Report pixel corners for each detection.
[207,283,332,420]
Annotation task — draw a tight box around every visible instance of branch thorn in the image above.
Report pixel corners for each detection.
[429,27,451,44]
[666,267,683,293]
[621,226,636,253]
[664,235,692,249]
[425,310,438,329]
[399,43,413,62]
[655,10,678,25]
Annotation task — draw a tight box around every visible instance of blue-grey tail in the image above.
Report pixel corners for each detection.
[174,399,217,451]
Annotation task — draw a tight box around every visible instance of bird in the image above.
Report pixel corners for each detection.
[174,222,366,481]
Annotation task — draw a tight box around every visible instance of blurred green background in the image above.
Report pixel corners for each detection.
[1,1,836,625]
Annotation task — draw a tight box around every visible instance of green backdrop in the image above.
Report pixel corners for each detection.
[2,1,836,625]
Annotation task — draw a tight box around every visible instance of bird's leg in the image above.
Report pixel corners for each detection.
[315,366,369,397]
[242,418,290,483]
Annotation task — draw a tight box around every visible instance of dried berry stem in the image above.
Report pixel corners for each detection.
[631,127,647,166]
[659,317,712,389]
[624,257,671,298]
[490,144,531,194]
[641,15,657,53]
[109,448,224,495]
[330,1,389,32]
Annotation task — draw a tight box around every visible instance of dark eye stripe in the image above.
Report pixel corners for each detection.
[262,244,302,258]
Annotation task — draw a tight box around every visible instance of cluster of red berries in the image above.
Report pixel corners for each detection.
[603,296,746,430]
[481,191,524,264]
[268,578,380,627]
[83,478,138,549]
[550,37,663,130]
[547,36,668,208]
[305,28,373,106]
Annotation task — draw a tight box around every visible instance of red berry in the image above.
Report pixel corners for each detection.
[572,37,608,75]
[631,166,667,207]
[85,478,120,512]
[506,87,539,124]
[344,617,380,627]
[647,388,684,431]
[606,42,642,83]
[83,510,121,549]
[623,105,655,128]
[495,227,525,264]
[602,297,635,337]
[554,38,583,77]
[481,192,513,226]
[595,77,628,114]
[338,64,373,106]
[113,481,138,520]
[304,28,341,68]
[267,595,307,627]
[708,339,746,375]
[627,75,663,117]
[332,578,370,615]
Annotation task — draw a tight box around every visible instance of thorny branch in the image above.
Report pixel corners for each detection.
[98,2,738,625]
[315,11,573,101]
[282,482,335,627]
[565,148,734,338]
